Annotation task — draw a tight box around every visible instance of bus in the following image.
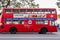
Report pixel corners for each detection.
[0,8,57,34]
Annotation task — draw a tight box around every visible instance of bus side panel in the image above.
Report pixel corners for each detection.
[47,26,57,32]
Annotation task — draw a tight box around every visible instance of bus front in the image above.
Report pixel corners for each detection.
[46,8,57,32]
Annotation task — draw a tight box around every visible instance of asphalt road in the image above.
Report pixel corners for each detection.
[0,32,60,40]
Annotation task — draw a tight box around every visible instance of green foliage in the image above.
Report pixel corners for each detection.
[1,0,39,8]
[15,2,22,8]
[58,14,60,18]
[29,0,34,2]
[28,0,39,8]
[2,0,10,7]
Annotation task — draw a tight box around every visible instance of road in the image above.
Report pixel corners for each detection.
[0,32,60,40]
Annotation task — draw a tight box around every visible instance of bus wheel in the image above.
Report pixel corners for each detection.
[39,28,48,34]
[10,27,17,34]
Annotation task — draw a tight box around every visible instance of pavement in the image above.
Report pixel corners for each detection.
[0,29,60,40]
[0,28,60,40]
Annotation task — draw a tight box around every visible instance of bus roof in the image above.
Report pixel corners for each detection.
[3,8,56,10]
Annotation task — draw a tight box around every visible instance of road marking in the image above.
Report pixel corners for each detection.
[0,37,60,38]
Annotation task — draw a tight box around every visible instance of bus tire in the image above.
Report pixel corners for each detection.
[10,27,17,34]
[39,28,48,34]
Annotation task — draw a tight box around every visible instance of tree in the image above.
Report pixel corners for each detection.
[19,0,39,8]
[2,0,10,8]
[58,14,60,18]
[15,2,22,8]
[1,0,39,8]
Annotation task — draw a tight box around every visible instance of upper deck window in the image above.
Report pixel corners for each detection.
[12,9,19,13]
[49,9,55,14]
[5,9,56,14]
[5,9,19,13]
[5,9,12,13]
[33,9,49,13]
[34,9,40,12]
[27,9,33,12]
[20,9,26,12]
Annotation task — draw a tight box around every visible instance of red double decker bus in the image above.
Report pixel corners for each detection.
[0,8,57,34]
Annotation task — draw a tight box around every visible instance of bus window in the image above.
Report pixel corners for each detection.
[34,9,40,12]
[50,20,55,26]
[19,9,26,14]
[36,20,44,24]
[13,20,19,24]
[52,10,55,14]
[20,9,26,12]
[45,9,50,14]
[49,10,55,14]
[33,9,40,14]
[20,20,24,24]
[26,9,33,14]
[27,9,33,12]
[5,9,12,13]
[41,10,45,12]
[12,9,19,13]
[45,9,49,12]
[44,20,48,24]
[37,9,47,14]
[5,20,12,24]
